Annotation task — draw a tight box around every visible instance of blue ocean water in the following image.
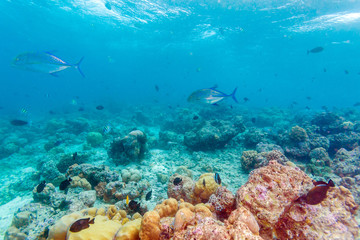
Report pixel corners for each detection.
[1,0,360,114]
[1,0,360,239]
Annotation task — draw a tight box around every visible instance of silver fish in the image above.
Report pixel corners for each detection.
[187,87,238,105]
[13,52,85,77]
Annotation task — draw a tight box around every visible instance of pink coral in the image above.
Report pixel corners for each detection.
[237,160,359,239]
[275,186,359,239]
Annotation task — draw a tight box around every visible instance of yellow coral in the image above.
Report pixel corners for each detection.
[179,202,195,211]
[132,212,142,220]
[139,211,161,240]
[154,198,178,218]
[194,203,213,219]
[174,207,195,231]
[47,207,135,240]
[193,173,220,203]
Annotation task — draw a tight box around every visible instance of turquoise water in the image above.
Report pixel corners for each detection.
[1,0,360,239]
[1,0,360,112]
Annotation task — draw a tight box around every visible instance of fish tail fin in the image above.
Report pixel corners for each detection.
[230,87,238,103]
[89,218,95,224]
[74,57,85,78]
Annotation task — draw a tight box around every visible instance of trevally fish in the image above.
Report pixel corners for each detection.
[13,52,85,77]
[187,86,238,105]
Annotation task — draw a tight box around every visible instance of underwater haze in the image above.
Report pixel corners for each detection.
[2,0,360,239]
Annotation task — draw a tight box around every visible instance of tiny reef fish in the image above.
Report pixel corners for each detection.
[103,125,111,134]
[307,46,324,54]
[13,52,85,77]
[96,105,104,110]
[203,179,206,187]
[72,152,78,160]
[59,177,72,190]
[129,200,141,211]
[126,195,129,205]
[36,180,46,193]
[69,218,95,233]
[214,173,221,185]
[187,86,238,105]
[145,190,152,201]
[173,177,182,186]
[10,119,28,126]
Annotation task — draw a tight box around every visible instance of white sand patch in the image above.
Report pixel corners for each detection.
[0,195,32,239]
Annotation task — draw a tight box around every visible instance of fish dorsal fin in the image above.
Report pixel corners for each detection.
[313,180,327,186]
[209,84,218,90]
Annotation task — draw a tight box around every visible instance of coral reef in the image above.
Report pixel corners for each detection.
[167,173,195,203]
[86,131,103,147]
[184,117,245,150]
[108,130,147,164]
[121,168,142,183]
[47,206,141,240]
[289,125,308,142]
[193,173,220,203]
[236,160,359,239]
[208,186,236,220]
[333,147,360,177]
[241,150,288,172]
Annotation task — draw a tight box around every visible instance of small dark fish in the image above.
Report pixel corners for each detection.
[353,102,360,107]
[70,218,95,232]
[203,179,206,187]
[10,119,28,126]
[155,85,159,92]
[251,117,256,123]
[243,97,249,102]
[214,173,221,185]
[193,115,199,120]
[306,96,311,100]
[173,177,182,186]
[145,190,152,201]
[96,105,104,110]
[78,107,85,112]
[305,106,311,110]
[43,227,49,238]
[258,88,263,92]
[321,106,329,111]
[323,68,327,72]
[36,180,46,193]
[345,70,349,75]
[307,46,324,54]
[54,140,63,147]
[304,179,334,205]
[59,177,72,190]
[129,200,141,211]
[49,110,56,115]
[292,101,298,105]
[73,152,78,160]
